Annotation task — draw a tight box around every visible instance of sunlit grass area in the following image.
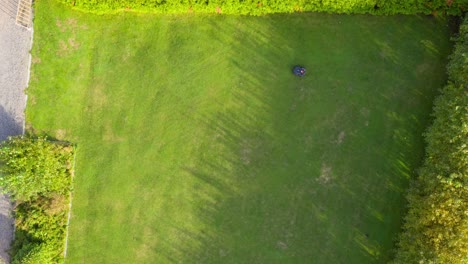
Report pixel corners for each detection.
[27,1,452,262]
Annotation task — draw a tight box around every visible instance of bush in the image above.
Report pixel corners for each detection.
[392,15,468,264]
[56,0,465,15]
[12,242,60,264]
[11,197,69,264]
[0,136,74,264]
[0,137,73,201]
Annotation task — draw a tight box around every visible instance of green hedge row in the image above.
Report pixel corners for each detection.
[56,0,465,15]
[0,137,75,264]
[392,15,468,264]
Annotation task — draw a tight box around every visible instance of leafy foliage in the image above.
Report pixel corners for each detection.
[12,241,61,264]
[393,15,468,264]
[0,136,74,264]
[0,137,73,201]
[56,0,465,15]
[11,196,69,264]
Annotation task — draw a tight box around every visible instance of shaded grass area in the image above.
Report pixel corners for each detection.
[27,1,452,263]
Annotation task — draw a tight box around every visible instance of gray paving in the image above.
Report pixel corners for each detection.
[0,2,33,262]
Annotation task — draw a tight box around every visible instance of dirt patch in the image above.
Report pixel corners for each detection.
[90,82,108,108]
[416,62,432,74]
[360,107,370,117]
[239,138,268,165]
[56,20,65,32]
[121,49,132,62]
[28,95,36,106]
[240,138,254,165]
[289,102,297,111]
[240,144,252,165]
[337,131,345,144]
[135,243,152,261]
[32,56,41,64]
[276,241,288,250]
[56,18,86,32]
[55,19,86,57]
[56,19,75,32]
[317,164,333,184]
[103,123,124,143]
[304,134,313,148]
[56,129,67,140]
[66,18,78,28]
[68,38,80,49]
[134,226,157,262]
[57,38,80,56]
[58,40,68,54]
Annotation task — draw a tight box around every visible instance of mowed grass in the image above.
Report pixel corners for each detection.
[28,1,452,263]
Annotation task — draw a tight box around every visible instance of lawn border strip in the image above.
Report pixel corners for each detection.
[23,24,33,136]
[64,144,77,259]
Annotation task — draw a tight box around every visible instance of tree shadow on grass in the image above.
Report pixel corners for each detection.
[151,13,454,264]
[50,12,452,263]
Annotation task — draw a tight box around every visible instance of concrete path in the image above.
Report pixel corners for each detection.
[0,1,33,262]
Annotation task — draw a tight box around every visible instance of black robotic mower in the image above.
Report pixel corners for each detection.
[293,66,306,77]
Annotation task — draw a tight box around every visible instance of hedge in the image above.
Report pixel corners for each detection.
[392,15,468,264]
[0,137,75,264]
[56,0,465,15]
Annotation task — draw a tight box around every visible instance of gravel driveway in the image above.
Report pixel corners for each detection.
[0,5,33,263]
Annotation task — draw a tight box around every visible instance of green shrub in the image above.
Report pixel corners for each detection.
[15,196,69,246]
[11,197,69,264]
[55,0,465,15]
[392,15,468,264]
[0,136,74,264]
[12,242,60,264]
[0,137,73,201]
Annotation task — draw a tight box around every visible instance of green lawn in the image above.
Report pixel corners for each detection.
[28,1,452,263]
